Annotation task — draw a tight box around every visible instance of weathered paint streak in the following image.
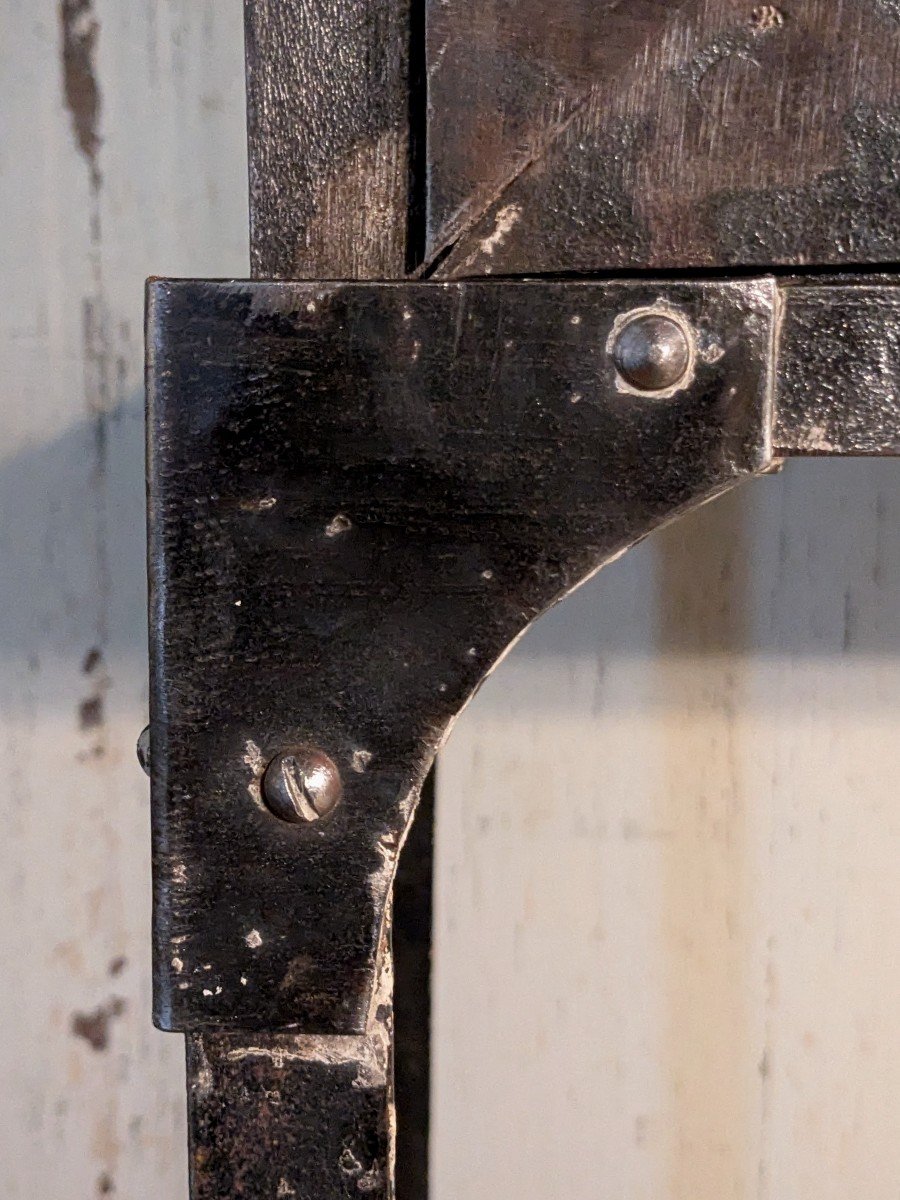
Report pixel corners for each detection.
[1,3,248,1195]
[71,997,126,1052]
[59,0,102,187]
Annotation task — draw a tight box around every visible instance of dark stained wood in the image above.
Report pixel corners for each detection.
[189,11,424,1200]
[426,0,900,277]
[244,0,411,279]
[188,1026,392,1200]
[187,10,900,1200]
[425,0,689,263]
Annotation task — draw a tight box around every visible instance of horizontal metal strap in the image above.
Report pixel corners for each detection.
[775,282,900,456]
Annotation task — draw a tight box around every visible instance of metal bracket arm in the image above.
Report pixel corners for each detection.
[145,274,900,1196]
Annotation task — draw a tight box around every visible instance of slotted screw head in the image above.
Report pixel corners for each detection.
[611,313,691,393]
[262,749,342,823]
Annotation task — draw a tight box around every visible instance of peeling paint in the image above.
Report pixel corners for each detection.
[71,997,126,1052]
[239,495,278,513]
[797,423,838,453]
[59,0,102,187]
[79,695,104,730]
[367,833,398,912]
[224,1034,387,1089]
[478,203,522,257]
[750,4,786,30]
[82,646,103,673]
[192,1037,214,1100]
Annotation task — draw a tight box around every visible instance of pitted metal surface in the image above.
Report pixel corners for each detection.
[147,276,776,1036]
[776,284,900,455]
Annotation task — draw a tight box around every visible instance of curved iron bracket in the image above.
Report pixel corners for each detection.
[146,274,899,1197]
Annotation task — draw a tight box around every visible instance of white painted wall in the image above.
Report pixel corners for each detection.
[0,3,247,1195]
[4,5,900,1200]
[435,468,900,1200]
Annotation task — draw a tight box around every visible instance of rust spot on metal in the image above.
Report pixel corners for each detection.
[71,997,126,1052]
[108,955,127,977]
[97,1172,115,1195]
[59,0,102,187]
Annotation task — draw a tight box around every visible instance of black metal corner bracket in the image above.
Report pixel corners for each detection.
[146,274,900,1197]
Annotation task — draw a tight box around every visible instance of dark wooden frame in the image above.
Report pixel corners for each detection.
[158,3,900,1197]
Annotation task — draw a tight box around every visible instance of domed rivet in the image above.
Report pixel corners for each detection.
[611,313,691,393]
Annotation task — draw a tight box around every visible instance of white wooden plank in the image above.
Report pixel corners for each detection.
[434,463,900,1200]
[0,3,247,1195]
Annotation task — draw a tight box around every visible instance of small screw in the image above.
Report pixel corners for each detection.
[262,748,342,823]
[137,725,151,776]
[611,313,691,393]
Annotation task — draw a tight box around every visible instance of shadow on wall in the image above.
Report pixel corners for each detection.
[431,458,900,1200]
[521,457,900,661]
[0,392,147,683]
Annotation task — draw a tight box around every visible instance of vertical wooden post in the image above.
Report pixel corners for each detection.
[186,5,432,1197]
[244,0,411,279]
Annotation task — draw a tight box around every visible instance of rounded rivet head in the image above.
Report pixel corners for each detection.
[262,749,342,823]
[137,725,151,776]
[611,313,691,393]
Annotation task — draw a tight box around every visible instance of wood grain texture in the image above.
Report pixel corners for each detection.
[0,2,248,1197]
[423,18,900,1192]
[196,9,419,1199]
[427,0,900,276]
[187,940,393,1200]
[245,0,411,279]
